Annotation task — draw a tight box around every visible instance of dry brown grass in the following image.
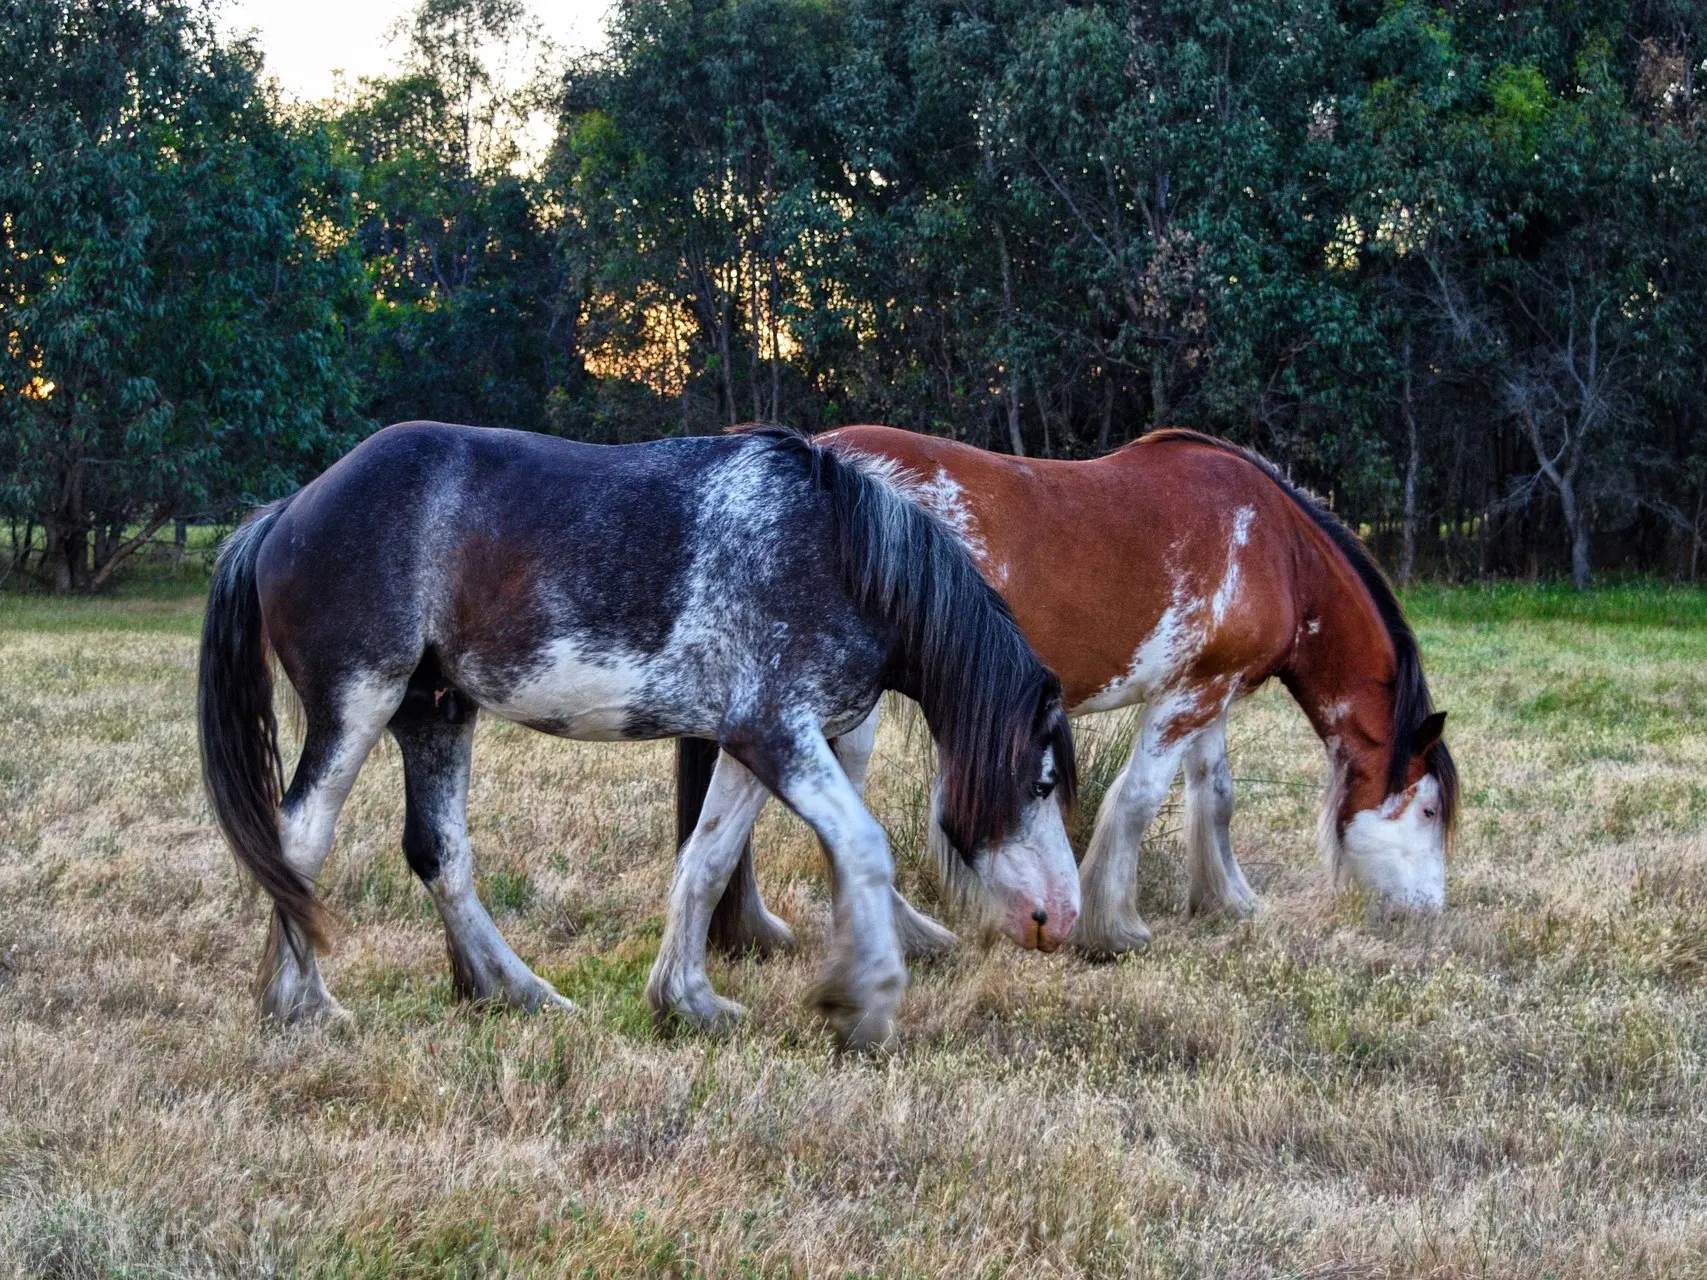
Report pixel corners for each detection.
[2,585,1705,1277]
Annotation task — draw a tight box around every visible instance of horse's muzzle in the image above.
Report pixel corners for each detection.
[1015,900,1077,952]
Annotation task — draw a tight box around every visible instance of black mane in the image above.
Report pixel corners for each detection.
[1141,428,1457,840]
[743,425,1077,857]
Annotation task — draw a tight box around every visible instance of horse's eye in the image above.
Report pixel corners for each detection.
[1031,780,1055,800]
[1422,806,1437,820]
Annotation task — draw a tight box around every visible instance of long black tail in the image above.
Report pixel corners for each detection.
[675,737,754,952]
[197,499,328,961]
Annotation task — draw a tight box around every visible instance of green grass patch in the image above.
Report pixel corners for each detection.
[0,582,207,635]
[1403,580,1707,628]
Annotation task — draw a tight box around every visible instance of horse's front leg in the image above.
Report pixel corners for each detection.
[831,707,958,960]
[762,726,905,1050]
[705,704,954,960]
[1072,703,1195,956]
[648,749,772,1028]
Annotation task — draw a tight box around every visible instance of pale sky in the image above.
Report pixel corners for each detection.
[218,0,611,102]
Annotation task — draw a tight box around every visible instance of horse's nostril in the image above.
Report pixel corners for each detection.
[1031,908,1048,926]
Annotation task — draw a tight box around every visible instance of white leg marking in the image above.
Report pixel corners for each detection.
[263,678,403,1023]
[1073,702,1193,956]
[1184,716,1257,917]
[647,750,772,1027]
[776,731,905,1050]
[832,708,959,959]
[401,720,575,1013]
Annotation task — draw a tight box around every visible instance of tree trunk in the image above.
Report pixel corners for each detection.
[768,254,781,423]
[1556,472,1592,590]
[1398,343,1419,585]
[993,216,1024,457]
[1004,363,1024,457]
[54,526,87,593]
[88,510,172,591]
[718,292,736,428]
[983,124,1024,458]
[748,251,762,424]
[1097,374,1115,453]
[1691,480,1703,584]
[173,517,188,566]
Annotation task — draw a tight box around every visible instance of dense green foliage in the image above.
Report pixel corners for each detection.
[4,0,1704,589]
[0,0,366,589]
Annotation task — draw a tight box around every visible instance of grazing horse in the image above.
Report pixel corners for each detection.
[680,425,1457,960]
[197,422,1079,1048]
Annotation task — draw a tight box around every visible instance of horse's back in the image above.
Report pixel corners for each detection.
[251,422,877,740]
[823,425,1302,708]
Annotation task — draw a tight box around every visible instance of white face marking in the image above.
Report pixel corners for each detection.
[1319,698,1351,727]
[977,747,1080,949]
[1338,774,1446,908]
[1307,618,1322,635]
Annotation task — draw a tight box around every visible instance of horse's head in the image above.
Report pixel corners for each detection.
[1328,710,1455,909]
[933,681,1080,951]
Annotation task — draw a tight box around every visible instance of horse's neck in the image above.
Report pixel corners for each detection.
[1282,536,1396,815]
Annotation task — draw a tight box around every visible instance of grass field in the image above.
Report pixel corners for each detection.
[2,580,1705,1277]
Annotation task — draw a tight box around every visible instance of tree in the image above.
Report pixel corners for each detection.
[333,0,577,432]
[0,0,365,590]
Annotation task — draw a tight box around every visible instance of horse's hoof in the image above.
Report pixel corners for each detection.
[714,909,797,959]
[811,986,895,1051]
[1186,890,1258,921]
[895,906,959,960]
[1068,917,1153,959]
[534,984,579,1016]
[262,992,354,1026]
[810,967,903,1051]
[453,957,577,1015]
[664,990,748,1033]
[260,966,354,1025]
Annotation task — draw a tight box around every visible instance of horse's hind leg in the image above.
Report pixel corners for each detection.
[1184,716,1257,918]
[705,793,796,960]
[264,679,404,1022]
[390,696,573,1013]
[648,749,772,1028]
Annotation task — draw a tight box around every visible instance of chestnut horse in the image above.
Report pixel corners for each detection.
[198,422,1078,1048]
[679,425,1457,959]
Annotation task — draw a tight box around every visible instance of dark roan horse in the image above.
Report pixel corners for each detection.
[198,422,1078,1048]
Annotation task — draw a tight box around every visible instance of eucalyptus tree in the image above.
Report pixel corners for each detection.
[556,0,850,432]
[0,0,363,590]
[334,0,574,432]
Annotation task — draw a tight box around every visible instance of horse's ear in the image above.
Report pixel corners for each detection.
[1411,711,1447,757]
